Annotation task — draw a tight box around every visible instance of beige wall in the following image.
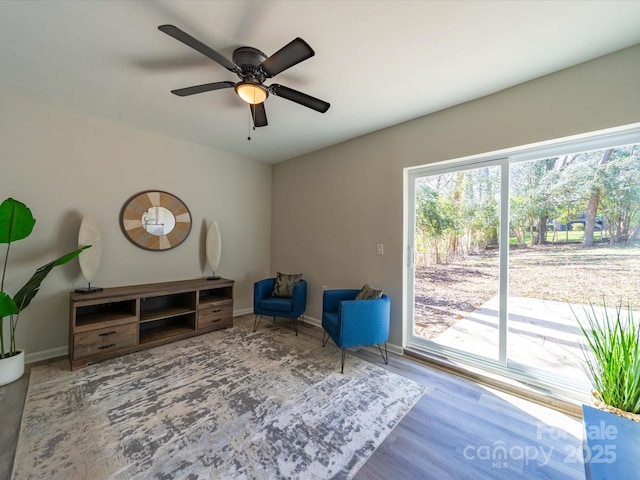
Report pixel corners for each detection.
[3,43,639,361]
[0,93,272,360]
[272,44,640,347]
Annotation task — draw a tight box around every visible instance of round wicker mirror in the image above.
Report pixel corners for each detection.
[120,190,191,251]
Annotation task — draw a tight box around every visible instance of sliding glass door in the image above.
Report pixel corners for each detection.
[405,126,640,399]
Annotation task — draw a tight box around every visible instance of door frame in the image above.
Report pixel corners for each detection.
[403,123,640,401]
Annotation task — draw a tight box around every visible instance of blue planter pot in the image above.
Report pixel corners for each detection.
[582,404,640,480]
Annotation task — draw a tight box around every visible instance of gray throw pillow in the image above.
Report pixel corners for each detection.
[355,284,383,300]
[272,272,303,298]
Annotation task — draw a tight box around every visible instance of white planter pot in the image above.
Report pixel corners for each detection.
[0,349,25,386]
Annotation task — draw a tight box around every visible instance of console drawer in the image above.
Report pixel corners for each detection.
[198,304,233,330]
[74,323,137,358]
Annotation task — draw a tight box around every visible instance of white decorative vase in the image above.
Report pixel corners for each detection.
[206,220,222,280]
[0,350,25,386]
[76,214,103,293]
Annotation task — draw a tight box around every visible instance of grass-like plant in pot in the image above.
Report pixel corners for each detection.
[0,197,89,384]
[576,301,640,420]
[576,301,640,480]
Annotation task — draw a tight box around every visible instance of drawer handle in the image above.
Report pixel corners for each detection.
[98,343,116,350]
[98,331,117,337]
[212,309,222,313]
[210,318,221,323]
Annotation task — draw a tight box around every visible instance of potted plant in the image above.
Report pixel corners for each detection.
[575,301,640,479]
[0,197,89,385]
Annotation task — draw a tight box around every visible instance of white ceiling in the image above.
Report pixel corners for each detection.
[1,1,640,164]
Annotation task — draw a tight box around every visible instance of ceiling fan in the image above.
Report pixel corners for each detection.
[158,25,330,129]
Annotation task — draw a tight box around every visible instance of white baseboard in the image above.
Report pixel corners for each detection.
[301,314,322,329]
[26,346,67,365]
[25,311,401,365]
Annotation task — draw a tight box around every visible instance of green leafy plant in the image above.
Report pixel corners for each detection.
[575,301,640,414]
[0,198,89,359]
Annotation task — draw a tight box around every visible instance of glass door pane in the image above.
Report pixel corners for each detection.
[507,146,640,388]
[412,164,502,362]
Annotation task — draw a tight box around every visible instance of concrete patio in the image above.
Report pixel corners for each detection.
[433,295,594,385]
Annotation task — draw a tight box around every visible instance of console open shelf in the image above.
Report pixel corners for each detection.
[74,299,137,331]
[199,285,233,306]
[139,318,195,345]
[139,306,196,323]
[69,278,234,369]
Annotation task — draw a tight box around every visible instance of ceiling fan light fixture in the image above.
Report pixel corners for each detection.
[235,82,268,104]
[158,26,330,125]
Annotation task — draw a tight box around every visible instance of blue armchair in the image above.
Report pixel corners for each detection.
[253,278,307,335]
[321,289,390,373]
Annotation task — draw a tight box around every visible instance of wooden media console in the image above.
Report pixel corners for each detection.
[69,278,234,369]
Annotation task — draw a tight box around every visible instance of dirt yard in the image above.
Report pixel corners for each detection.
[414,244,640,338]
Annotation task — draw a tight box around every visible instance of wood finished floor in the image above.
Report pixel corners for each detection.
[0,316,585,480]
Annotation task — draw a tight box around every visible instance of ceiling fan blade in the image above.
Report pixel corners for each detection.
[158,25,240,73]
[269,84,330,113]
[171,81,235,97]
[250,103,268,127]
[260,38,314,78]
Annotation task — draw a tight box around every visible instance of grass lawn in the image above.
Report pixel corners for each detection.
[508,229,607,245]
[414,243,640,339]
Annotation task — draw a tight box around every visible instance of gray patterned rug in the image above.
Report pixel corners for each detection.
[12,317,426,480]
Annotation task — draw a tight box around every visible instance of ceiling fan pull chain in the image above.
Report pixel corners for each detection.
[248,106,252,141]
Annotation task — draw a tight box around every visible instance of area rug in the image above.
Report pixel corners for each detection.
[12,319,426,480]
